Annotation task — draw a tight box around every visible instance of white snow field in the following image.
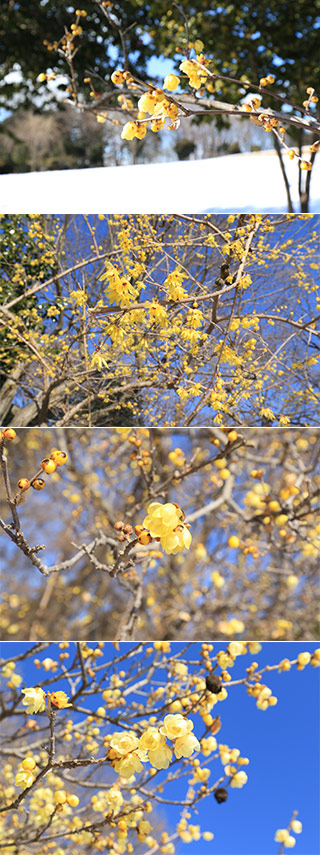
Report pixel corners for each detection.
[0,148,319,213]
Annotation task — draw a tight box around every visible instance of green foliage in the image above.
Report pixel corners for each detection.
[0,216,59,387]
[0,0,151,110]
[149,0,320,107]
[2,1,319,114]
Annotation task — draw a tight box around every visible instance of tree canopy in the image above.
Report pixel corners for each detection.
[0,214,319,428]
[2,1,319,110]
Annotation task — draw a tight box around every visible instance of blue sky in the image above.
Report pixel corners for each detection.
[0,641,319,855]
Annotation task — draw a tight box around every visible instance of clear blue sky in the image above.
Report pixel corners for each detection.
[0,641,319,855]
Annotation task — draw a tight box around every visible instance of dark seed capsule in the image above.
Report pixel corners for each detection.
[206,673,222,694]
[214,788,228,804]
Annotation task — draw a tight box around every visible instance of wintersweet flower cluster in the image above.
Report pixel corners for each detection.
[15,756,38,790]
[92,786,123,815]
[179,57,209,90]
[218,744,249,788]
[15,448,68,499]
[107,714,200,779]
[274,818,303,848]
[136,501,192,554]
[110,62,318,172]
[99,261,139,307]
[21,687,72,714]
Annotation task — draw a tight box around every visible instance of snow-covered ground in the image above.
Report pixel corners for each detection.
[0,149,319,213]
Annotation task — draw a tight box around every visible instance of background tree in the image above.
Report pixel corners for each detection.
[0,106,105,173]
[1,427,319,641]
[1,214,319,428]
[0,215,60,422]
[0,641,318,855]
[0,215,145,425]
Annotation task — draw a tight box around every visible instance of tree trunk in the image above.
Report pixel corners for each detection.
[273,136,294,212]
[0,364,26,422]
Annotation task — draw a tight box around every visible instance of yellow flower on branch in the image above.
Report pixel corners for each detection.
[15,769,36,789]
[142,501,192,554]
[50,690,72,709]
[161,525,192,555]
[120,121,139,140]
[174,732,200,758]
[230,770,248,788]
[110,731,139,755]
[112,752,145,778]
[143,502,183,536]
[69,289,87,306]
[139,728,173,769]
[163,74,180,91]
[160,713,193,740]
[179,58,209,90]
[21,687,46,714]
[145,301,169,326]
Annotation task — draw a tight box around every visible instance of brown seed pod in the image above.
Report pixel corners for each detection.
[214,788,228,804]
[205,673,222,694]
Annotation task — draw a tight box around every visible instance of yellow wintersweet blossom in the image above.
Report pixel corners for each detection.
[274,829,297,847]
[163,74,180,91]
[153,99,179,121]
[160,713,194,740]
[149,743,173,769]
[163,268,188,300]
[138,90,160,114]
[143,502,183,536]
[230,770,248,788]
[139,727,173,768]
[2,662,22,688]
[50,690,72,709]
[201,736,218,755]
[139,727,164,752]
[161,525,192,555]
[69,289,87,306]
[291,821,303,834]
[15,769,36,789]
[174,732,200,758]
[100,263,138,307]
[179,58,209,90]
[110,731,139,755]
[168,448,186,467]
[146,301,169,326]
[106,324,126,345]
[93,787,123,814]
[21,687,46,714]
[113,752,145,778]
[108,730,148,779]
[120,121,139,140]
[90,352,109,371]
[142,502,192,554]
[238,274,252,289]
